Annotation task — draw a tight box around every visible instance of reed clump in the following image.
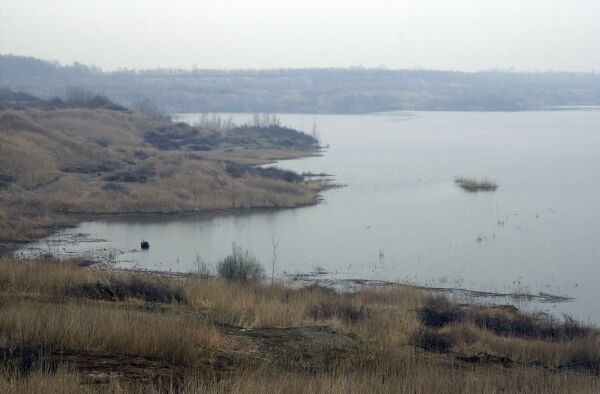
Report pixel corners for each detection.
[455,176,498,192]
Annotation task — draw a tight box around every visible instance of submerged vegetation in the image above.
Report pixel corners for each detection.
[0,256,598,392]
[455,176,498,192]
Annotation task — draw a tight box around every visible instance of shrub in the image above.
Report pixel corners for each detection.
[418,296,461,328]
[225,162,303,182]
[417,296,593,341]
[558,341,600,375]
[408,328,453,353]
[255,166,303,182]
[70,276,186,303]
[473,311,592,340]
[217,245,265,282]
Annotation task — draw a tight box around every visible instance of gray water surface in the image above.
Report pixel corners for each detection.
[21,111,600,323]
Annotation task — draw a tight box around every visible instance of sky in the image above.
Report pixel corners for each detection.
[1,0,599,72]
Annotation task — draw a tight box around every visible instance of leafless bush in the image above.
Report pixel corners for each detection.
[418,296,592,340]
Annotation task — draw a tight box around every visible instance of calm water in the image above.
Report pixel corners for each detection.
[21,111,600,322]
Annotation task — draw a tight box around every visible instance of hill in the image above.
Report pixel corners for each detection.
[2,55,600,113]
[0,93,321,249]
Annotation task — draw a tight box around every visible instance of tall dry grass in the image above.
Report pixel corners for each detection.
[0,257,103,296]
[195,364,600,394]
[441,321,600,370]
[0,300,221,364]
[184,277,426,344]
[0,368,96,394]
[0,258,599,392]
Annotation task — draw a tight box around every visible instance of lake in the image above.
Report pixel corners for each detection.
[19,111,600,323]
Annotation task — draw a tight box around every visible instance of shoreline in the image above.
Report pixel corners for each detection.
[1,183,330,256]
[48,263,577,315]
[1,256,598,391]
[0,132,329,255]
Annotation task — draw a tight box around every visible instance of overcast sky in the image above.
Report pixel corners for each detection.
[1,0,599,72]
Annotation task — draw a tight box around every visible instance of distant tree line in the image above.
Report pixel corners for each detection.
[2,55,600,113]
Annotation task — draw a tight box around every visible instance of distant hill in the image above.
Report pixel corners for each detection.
[0,89,46,108]
[1,54,600,113]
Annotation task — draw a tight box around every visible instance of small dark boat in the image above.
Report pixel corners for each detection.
[141,241,150,250]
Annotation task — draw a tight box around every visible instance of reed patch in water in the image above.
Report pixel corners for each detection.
[454,176,498,192]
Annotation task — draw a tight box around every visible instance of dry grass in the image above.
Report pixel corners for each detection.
[0,258,103,296]
[0,108,322,250]
[412,296,600,373]
[0,300,221,364]
[455,176,498,192]
[0,368,96,394]
[200,365,600,394]
[0,258,598,392]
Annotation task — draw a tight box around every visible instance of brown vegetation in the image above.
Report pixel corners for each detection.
[0,107,322,250]
[0,257,598,392]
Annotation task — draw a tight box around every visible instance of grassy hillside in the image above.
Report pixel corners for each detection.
[0,104,321,250]
[0,257,598,392]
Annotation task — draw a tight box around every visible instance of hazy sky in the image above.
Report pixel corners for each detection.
[1,0,599,71]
